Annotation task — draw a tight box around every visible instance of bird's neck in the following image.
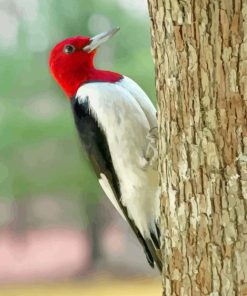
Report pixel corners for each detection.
[88,68,123,83]
[59,68,123,99]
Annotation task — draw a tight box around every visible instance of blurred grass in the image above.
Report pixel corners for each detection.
[0,279,161,296]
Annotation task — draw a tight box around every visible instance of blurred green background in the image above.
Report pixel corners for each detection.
[0,0,159,295]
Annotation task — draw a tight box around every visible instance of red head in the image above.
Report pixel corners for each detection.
[49,28,122,98]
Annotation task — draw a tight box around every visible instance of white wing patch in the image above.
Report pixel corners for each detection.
[118,76,157,129]
[76,80,159,237]
[98,173,126,220]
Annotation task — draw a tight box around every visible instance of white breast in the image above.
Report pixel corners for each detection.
[76,76,159,237]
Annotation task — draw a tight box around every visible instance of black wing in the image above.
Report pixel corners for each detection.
[71,96,162,271]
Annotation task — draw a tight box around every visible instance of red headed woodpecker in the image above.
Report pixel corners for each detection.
[49,28,161,271]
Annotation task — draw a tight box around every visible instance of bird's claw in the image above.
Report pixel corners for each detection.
[143,127,158,170]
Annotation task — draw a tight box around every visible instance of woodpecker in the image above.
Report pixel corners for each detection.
[49,28,161,271]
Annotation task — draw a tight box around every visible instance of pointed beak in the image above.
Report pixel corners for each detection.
[83,27,120,53]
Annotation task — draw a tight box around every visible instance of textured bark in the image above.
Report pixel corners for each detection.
[148,0,247,295]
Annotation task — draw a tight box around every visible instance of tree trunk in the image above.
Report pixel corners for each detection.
[148,0,247,294]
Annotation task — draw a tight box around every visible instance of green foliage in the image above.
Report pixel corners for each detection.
[0,0,155,201]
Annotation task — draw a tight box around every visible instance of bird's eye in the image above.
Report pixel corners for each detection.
[63,44,75,54]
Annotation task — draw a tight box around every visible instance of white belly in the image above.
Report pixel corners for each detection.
[76,79,159,237]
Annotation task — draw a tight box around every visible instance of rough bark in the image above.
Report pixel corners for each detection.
[148,0,247,295]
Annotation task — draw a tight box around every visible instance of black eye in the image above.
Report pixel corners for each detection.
[63,44,75,54]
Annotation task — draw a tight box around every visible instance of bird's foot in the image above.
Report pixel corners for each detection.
[143,127,158,170]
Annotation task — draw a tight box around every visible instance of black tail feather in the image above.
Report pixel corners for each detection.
[145,238,162,273]
[150,230,160,249]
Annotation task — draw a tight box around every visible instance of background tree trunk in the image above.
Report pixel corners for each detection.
[148,0,247,294]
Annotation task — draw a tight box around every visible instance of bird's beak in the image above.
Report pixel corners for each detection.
[83,27,120,53]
